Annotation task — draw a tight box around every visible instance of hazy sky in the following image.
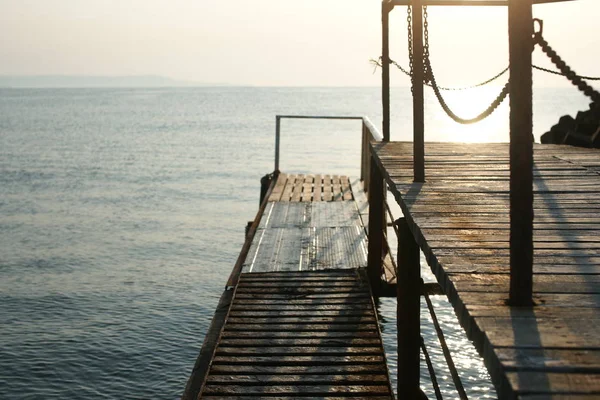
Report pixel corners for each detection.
[0,0,597,86]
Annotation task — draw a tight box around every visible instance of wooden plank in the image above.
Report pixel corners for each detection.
[205,374,390,384]
[458,292,600,309]
[323,175,333,202]
[466,305,600,319]
[442,264,600,275]
[230,298,372,305]
[201,397,393,400]
[280,174,295,202]
[332,175,342,201]
[520,395,600,400]
[223,324,378,332]
[238,275,359,283]
[474,318,600,349]
[240,270,360,278]
[215,347,382,355]
[225,317,377,325]
[208,364,388,375]
[229,304,374,312]
[505,371,600,396]
[291,174,304,203]
[301,175,314,202]
[202,384,391,396]
[449,274,600,294]
[341,176,353,201]
[313,174,322,202]
[495,348,600,372]
[268,173,287,202]
[218,338,382,347]
[220,331,381,339]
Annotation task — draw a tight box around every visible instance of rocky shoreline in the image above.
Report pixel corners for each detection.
[541,102,600,147]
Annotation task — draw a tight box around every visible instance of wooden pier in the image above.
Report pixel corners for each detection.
[372,141,600,398]
[183,174,394,400]
[183,131,600,400]
[181,0,600,398]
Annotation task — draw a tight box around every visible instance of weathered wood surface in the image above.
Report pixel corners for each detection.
[373,142,600,399]
[199,270,393,399]
[269,174,354,202]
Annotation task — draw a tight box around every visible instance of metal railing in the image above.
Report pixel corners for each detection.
[273,113,386,291]
[274,115,384,174]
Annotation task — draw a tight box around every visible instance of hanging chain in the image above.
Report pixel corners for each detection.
[427,60,510,124]
[422,5,509,124]
[407,5,414,93]
[533,65,600,81]
[423,6,430,84]
[378,12,599,124]
[533,25,600,103]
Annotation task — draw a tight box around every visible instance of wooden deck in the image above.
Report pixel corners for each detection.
[185,173,394,400]
[373,142,600,399]
[199,270,393,399]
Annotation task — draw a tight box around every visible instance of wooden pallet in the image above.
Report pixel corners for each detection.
[199,270,394,399]
[269,174,353,202]
[374,142,600,399]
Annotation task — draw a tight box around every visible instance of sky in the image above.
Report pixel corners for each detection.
[0,0,597,86]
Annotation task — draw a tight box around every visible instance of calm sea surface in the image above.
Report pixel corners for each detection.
[0,87,590,399]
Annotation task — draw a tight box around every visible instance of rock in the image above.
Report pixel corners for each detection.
[542,106,600,148]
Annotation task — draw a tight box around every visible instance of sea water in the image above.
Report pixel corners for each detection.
[0,87,590,399]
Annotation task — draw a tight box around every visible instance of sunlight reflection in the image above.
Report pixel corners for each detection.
[425,85,510,143]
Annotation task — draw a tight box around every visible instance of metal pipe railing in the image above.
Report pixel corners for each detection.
[274,115,383,177]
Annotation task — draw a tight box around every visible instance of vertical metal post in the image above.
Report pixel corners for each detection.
[396,217,421,397]
[275,116,281,172]
[412,0,425,183]
[361,122,367,183]
[382,1,392,142]
[508,0,534,306]
[367,156,384,295]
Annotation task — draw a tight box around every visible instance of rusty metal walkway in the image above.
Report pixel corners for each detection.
[184,173,394,400]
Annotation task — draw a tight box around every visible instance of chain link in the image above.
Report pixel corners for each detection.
[423,6,430,84]
[407,5,414,93]
[533,65,600,82]
[427,58,510,124]
[422,5,509,124]
[374,56,509,91]
[534,32,600,103]
[383,11,599,124]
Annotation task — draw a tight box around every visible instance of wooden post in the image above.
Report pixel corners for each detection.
[382,1,392,142]
[412,1,425,183]
[396,217,421,397]
[260,173,272,206]
[367,156,384,295]
[508,0,534,306]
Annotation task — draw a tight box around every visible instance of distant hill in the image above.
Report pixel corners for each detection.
[0,75,208,88]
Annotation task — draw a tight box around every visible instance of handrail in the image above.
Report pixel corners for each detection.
[274,115,384,173]
[384,198,468,399]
